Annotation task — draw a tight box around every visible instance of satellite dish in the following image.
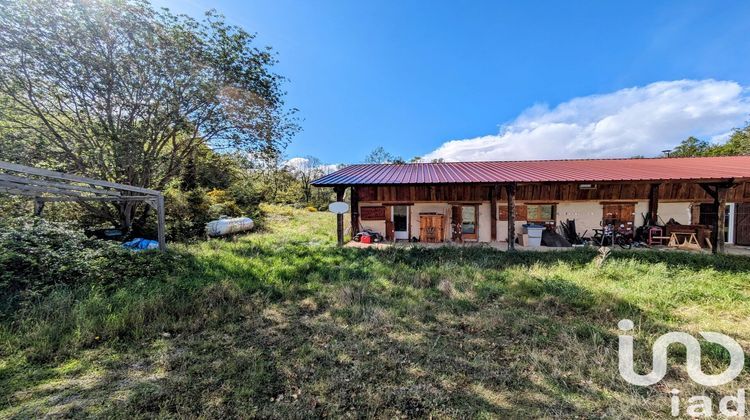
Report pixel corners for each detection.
[328,201,349,214]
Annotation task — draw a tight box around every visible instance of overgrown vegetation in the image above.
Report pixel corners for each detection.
[2,206,750,417]
[668,124,750,157]
[0,0,338,240]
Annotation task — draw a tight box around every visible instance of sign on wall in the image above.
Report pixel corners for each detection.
[498,205,528,221]
[360,206,386,220]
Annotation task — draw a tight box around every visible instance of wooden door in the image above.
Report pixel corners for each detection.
[736,204,750,246]
[602,203,635,234]
[451,205,462,241]
[385,206,394,241]
[419,214,444,243]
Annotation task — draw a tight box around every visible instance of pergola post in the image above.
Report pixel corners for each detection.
[334,186,345,247]
[506,183,516,251]
[490,184,498,241]
[648,183,660,225]
[350,186,359,237]
[33,198,44,216]
[155,194,167,251]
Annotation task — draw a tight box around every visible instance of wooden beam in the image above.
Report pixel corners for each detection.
[0,187,40,197]
[35,195,152,202]
[0,179,102,197]
[0,160,160,195]
[648,183,660,225]
[490,185,498,241]
[0,173,121,197]
[0,180,90,198]
[699,183,719,201]
[506,183,516,251]
[350,186,359,236]
[335,186,345,246]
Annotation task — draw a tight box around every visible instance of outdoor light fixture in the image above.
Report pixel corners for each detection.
[579,184,596,189]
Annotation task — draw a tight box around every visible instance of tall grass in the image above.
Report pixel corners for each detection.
[2,204,750,417]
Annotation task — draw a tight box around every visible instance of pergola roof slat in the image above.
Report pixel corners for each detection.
[0,180,90,198]
[0,173,121,197]
[0,161,160,195]
[36,195,154,203]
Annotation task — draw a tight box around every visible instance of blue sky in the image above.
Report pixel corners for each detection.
[153,0,750,164]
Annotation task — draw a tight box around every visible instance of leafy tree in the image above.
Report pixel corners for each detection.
[712,125,750,156]
[288,156,326,204]
[0,0,298,228]
[670,136,712,157]
[667,124,750,158]
[364,146,403,164]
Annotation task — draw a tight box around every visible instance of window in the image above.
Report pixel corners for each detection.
[527,204,555,224]
[461,205,477,235]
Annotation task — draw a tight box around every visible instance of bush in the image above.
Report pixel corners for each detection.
[164,187,212,241]
[162,184,263,241]
[0,217,175,314]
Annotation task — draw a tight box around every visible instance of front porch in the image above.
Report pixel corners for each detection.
[345,239,750,256]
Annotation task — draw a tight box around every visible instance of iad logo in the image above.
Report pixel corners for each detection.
[617,319,744,387]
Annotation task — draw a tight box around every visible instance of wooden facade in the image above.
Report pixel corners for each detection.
[345,180,750,253]
[356,181,750,204]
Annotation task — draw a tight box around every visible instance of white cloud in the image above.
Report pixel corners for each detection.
[423,80,750,161]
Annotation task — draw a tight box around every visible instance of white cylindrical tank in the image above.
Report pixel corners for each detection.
[205,217,254,237]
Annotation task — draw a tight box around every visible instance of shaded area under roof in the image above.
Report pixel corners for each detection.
[312,156,750,186]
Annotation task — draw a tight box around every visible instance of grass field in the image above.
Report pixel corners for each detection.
[3,205,750,418]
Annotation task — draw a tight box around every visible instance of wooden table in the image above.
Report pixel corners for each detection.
[667,232,702,251]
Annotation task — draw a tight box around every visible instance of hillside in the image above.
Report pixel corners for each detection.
[2,205,750,418]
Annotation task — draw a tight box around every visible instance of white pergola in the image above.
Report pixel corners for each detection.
[0,160,166,250]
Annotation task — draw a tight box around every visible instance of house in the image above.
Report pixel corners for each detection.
[311,156,750,253]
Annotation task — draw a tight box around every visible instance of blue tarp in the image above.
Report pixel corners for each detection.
[122,238,159,250]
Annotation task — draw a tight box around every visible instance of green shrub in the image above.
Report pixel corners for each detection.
[0,217,175,314]
[160,184,262,241]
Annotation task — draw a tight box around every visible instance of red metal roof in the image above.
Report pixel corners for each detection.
[311,156,750,186]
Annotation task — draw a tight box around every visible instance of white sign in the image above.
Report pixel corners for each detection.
[328,201,349,214]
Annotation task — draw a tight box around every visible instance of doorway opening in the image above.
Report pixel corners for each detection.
[392,205,409,240]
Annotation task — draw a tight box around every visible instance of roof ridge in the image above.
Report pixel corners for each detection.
[311,155,750,185]
[344,155,746,167]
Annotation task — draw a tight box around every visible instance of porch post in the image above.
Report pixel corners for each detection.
[490,185,498,241]
[350,186,359,237]
[506,183,516,251]
[335,186,345,247]
[648,183,660,225]
[700,182,734,254]
[713,188,727,254]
